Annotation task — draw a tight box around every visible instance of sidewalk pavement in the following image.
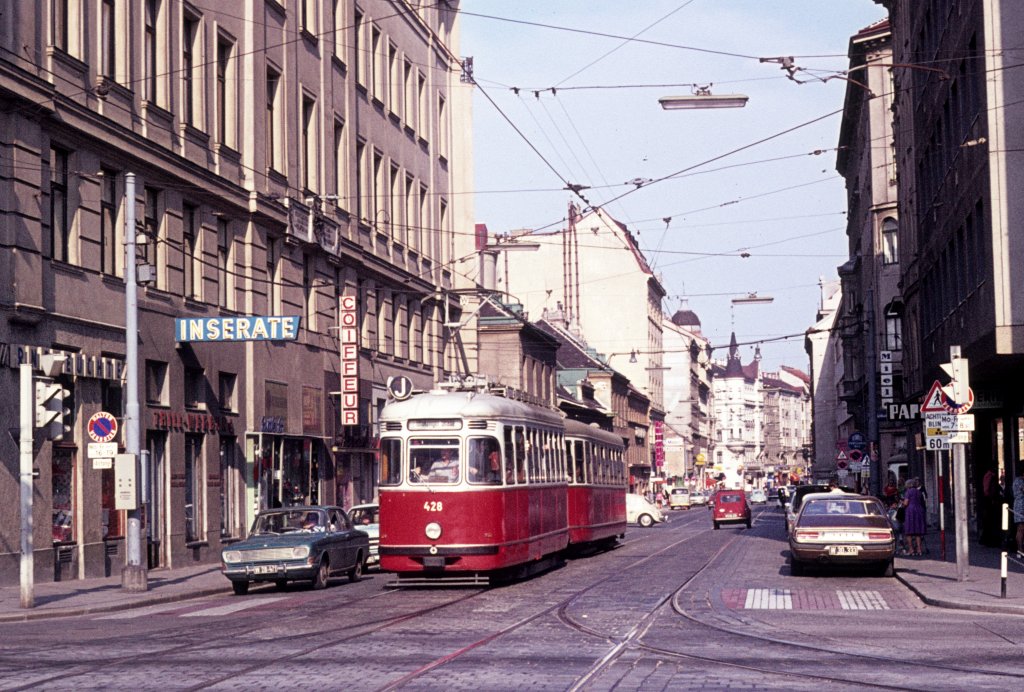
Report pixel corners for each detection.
[0,564,229,623]
[2,530,1023,622]
[894,527,1024,615]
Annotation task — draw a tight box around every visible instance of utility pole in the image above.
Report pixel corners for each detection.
[947,345,970,582]
[122,171,147,591]
[19,364,33,608]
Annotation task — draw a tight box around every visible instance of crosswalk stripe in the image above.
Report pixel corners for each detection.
[180,596,289,617]
[744,588,792,609]
[95,601,193,620]
[837,590,889,610]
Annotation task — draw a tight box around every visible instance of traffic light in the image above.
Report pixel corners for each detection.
[35,379,71,440]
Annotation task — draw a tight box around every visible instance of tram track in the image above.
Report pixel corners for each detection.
[2,586,487,692]
[559,507,1024,690]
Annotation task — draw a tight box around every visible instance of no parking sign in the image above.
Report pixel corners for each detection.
[87,411,119,443]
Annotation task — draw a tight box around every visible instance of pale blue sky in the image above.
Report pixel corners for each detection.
[460,0,884,372]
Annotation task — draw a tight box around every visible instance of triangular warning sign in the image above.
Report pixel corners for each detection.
[920,380,947,413]
[835,450,848,461]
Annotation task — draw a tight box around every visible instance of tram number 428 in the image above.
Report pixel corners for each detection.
[424,501,444,512]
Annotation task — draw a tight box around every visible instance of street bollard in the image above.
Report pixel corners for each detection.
[1001,503,1009,599]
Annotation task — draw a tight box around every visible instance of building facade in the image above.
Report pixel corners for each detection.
[660,308,713,487]
[873,0,1024,533]
[0,1,472,585]
[834,18,905,496]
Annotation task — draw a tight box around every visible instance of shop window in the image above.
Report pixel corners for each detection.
[52,447,75,543]
[184,434,205,542]
[220,437,238,539]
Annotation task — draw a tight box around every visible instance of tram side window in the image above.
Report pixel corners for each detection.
[570,441,584,483]
[380,438,402,486]
[468,437,502,485]
[528,428,540,482]
[511,426,527,484]
[540,430,550,482]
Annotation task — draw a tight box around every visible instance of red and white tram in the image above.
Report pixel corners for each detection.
[377,383,625,585]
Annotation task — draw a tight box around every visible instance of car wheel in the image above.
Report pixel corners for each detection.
[713,521,720,530]
[638,514,654,528]
[312,557,330,590]
[746,519,752,529]
[348,552,364,582]
[274,579,288,590]
[790,558,804,576]
[880,559,895,578]
[232,580,249,596]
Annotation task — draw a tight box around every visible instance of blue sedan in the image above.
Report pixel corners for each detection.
[221,506,370,595]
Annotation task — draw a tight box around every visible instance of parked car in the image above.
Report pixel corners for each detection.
[221,506,369,595]
[627,493,667,527]
[668,487,692,510]
[748,488,768,504]
[347,503,380,568]
[711,489,752,529]
[690,491,708,507]
[785,484,854,534]
[789,493,896,577]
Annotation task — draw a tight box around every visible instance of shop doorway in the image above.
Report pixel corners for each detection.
[252,435,324,510]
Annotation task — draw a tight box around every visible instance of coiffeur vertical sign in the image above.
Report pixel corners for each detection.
[339,295,359,425]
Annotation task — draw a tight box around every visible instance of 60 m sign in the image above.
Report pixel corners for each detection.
[926,436,950,451]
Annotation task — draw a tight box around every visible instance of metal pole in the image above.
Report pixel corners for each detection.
[122,171,148,591]
[950,345,969,582]
[19,363,34,608]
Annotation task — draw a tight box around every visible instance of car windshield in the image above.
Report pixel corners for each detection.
[350,506,379,526]
[251,509,326,535]
[801,499,884,517]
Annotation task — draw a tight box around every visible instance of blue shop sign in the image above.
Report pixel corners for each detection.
[175,316,301,342]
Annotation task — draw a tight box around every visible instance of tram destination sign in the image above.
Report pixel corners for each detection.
[175,316,300,342]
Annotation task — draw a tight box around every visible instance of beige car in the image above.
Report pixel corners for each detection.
[668,488,692,510]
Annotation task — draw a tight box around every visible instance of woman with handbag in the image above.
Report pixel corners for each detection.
[902,478,927,556]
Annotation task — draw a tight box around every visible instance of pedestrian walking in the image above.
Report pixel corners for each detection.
[1013,467,1024,558]
[980,467,1000,547]
[902,478,927,556]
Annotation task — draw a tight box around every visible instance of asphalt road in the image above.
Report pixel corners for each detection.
[1,504,1022,691]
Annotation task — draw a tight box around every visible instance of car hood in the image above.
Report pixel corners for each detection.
[231,533,325,550]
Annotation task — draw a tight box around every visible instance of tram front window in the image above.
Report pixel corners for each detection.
[380,438,402,486]
[468,437,502,485]
[409,439,460,484]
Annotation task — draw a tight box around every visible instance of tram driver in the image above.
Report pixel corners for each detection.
[429,451,460,482]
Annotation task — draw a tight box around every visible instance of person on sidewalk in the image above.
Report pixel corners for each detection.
[980,468,1000,547]
[1013,466,1024,558]
[902,478,927,556]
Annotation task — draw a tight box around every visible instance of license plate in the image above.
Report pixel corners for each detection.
[828,545,860,556]
[253,564,280,575]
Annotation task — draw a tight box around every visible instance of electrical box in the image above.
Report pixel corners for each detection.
[114,453,138,510]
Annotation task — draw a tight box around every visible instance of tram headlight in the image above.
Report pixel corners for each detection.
[425,522,442,540]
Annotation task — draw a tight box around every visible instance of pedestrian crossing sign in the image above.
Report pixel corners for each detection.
[920,380,947,413]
